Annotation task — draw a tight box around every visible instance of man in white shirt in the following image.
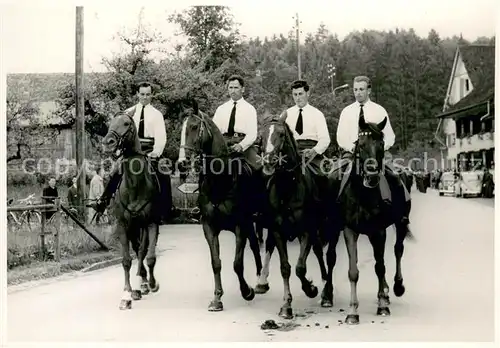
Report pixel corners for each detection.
[95,82,173,223]
[278,80,331,201]
[212,75,260,170]
[336,76,410,223]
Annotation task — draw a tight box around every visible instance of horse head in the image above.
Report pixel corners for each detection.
[181,110,228,162]
[354,115,387,188]
[260,113,300,176]
[102,111,141,160]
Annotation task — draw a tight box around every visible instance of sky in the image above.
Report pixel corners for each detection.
[1,0,498,73]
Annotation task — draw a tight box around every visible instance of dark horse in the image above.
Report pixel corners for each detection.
[180,109,263,311]
[102,111,161,310]
[255,116,338,318]
[334,115,412,324]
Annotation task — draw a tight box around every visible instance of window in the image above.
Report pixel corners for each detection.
[465,79,470,92]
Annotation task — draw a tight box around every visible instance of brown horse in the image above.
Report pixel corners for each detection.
[255,116,337,318]
[335,114,412,324]
[102,111,161,310]
[179,109,263,312]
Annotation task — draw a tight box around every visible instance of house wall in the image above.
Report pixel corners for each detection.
[448,52,473,106]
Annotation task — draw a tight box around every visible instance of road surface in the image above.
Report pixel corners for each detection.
[7,188,495,342]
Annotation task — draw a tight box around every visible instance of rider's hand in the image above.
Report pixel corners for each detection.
[231,144,243,153]
[95,198,107,213]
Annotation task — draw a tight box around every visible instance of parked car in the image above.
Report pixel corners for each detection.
[438,172,456,196]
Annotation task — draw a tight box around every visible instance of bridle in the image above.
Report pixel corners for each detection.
[354,129,384,189]
[180,114,218,159]
[108,113,135,160]
[262,120,301,175]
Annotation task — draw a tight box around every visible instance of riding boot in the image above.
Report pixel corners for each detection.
[384,167,410,225]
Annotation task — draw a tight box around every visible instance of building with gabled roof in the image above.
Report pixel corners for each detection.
[436,44,495,170]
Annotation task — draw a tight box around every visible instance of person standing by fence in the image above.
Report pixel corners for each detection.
[42,177,58,221]
[67,176,83,221]
[88,164,105,224]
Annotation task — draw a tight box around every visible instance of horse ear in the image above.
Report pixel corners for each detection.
[377,117,387,130]
[279,110,288,123]
[124,107,135,118]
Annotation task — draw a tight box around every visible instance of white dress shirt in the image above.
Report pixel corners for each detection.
[284,104,331,155]
[212,98,258,151]
[337,99,395,152]
[126,103,167,157]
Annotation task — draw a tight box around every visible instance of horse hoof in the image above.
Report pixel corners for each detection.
[345,314,359,325]
[321,298,333,308]
[279,307,294,319]
[119,299,132,310]
[150,283,160,293]
[141,283,150,295]
[255,283,270,294]
[243,287,255,301]
[208,300,223,312]
[131,290,142,300]
[377,307,391,316]
[393,282,405,297]
[304,285,318,299]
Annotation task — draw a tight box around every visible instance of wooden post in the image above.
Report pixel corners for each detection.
[40,211,46,261]
[54,198,61,262]
[296,13,301,80]
[75,6,86,224]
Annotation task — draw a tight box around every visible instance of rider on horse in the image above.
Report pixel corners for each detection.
[280,79,331,199]
[336,75,411,225]
[94,82,171,221]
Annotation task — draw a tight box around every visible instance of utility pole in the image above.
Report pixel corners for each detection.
[293,13,302,80]
[75,6,86,219]
[327,63,336,93]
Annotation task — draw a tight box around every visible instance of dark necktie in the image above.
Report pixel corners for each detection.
[138,105,145,138]
[359,104,365,123]
[295,108,303,135]
[227,102,236,136]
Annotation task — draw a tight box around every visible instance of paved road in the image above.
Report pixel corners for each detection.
[7,189,495,342]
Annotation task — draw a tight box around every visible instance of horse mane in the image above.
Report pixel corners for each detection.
[199,111,229,157]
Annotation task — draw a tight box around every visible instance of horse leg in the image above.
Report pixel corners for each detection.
[273,230,293,319]
[344,227,360,324]
[368,230,391,317]
[255,230,275,294]
[130,228,148,299]
[146,223,160,293]
[118,224,133,310]
[296,233,318,298]
[321,228,341,308]
[255,222,264,247]
[203,221,224,311]
[393,222,407,297]
[247,221,263,286]
[234,223,255,301]
[312,233,327,283]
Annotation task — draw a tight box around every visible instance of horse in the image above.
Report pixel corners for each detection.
[179,109,263,312]
[334,114,412,324]
[101,111,161,310]
[254,116,337,318]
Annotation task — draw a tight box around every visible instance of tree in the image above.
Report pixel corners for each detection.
[168,6,242,71]
[6,89,60,163]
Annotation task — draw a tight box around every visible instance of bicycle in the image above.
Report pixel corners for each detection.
[84,198,111,225]
[7,194,42,232]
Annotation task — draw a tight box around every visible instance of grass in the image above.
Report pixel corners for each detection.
[7,250,120,285]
